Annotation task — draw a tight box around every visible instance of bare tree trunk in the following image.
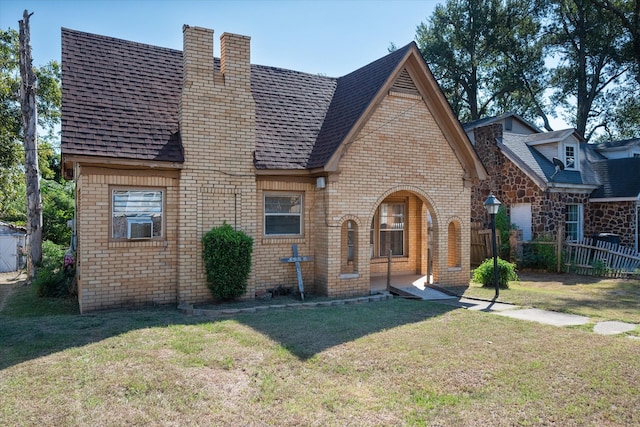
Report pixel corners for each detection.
[19,10,42,280]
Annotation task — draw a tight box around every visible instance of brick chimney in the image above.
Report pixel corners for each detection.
[182,25,251,88]
[178,25,257,304]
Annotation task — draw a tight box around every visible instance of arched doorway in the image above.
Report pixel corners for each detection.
[368,188,438,291]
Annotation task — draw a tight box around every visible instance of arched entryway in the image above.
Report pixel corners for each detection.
[368,187,438,292]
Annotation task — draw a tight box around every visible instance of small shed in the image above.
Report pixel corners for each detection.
[0,221,26,272]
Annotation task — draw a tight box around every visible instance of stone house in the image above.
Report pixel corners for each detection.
[61,26,486,313]
[466,113,640,252]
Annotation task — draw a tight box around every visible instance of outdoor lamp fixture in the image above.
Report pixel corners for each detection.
[484,192,502,300]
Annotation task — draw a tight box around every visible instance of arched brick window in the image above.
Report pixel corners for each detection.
[341,220,358,274]
[448,221,461,268]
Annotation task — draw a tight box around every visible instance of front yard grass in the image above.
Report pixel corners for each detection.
[1,278,639,426]
[460,271,640,326]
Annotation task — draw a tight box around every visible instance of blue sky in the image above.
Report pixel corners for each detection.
[1,0,440,77]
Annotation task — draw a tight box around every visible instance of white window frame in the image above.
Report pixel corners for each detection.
[111,188,164,240]
[565,204,583,242]
[564,143,578,170]
[264,193,303,236]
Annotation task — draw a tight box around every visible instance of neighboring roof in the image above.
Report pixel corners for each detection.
[61,28,184,162]
[62,28,485,180]
[521,129,582,146]
[0,221,26,235]
[595,137,640,151]
[500,132,600,189]
[590,157,640,199]
[463,112,542,134]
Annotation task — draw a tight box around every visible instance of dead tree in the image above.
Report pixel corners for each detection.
[19,10,42,279]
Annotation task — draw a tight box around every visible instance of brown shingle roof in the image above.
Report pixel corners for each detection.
[251,64,336,169]
[61,28,413,170]
[308,44,413,168]
[62,28,184,162]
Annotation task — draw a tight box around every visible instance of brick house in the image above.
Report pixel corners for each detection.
[61,26,486,313]
[466,113,640,252]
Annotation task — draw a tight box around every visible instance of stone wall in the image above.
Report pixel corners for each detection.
[470,124,591,241]
[586,201,638,247]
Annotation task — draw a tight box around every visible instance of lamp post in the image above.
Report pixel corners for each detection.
[484,193,502,300]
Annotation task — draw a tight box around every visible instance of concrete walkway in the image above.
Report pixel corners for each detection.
[385,275,637,337]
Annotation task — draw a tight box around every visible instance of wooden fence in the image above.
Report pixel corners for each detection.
[470,223,492,266]
[564,238,640,278]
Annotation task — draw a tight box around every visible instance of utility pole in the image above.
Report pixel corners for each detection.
[19,10,42,280]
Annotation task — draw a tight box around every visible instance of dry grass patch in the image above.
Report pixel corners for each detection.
[1,287,640,426]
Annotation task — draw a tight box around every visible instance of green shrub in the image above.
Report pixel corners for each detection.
[591,259,609,276]
[520,235,559,272]
[201,223,253,300]
[495,206,511,259]
[41,180,75,246]
[33,240,76,298]
[472,257,518,289]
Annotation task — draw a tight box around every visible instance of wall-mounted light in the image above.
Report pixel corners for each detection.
[316,176,326,189]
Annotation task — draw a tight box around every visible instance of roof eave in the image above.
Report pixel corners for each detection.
[589,196,640,203]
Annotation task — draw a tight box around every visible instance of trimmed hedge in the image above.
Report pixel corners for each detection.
[201,223,253,300]
[472,257,518,289]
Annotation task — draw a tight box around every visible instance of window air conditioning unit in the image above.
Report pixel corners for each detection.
[127,217,153,239]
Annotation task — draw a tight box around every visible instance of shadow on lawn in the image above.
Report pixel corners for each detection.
[235,299,456,360]
[0,287,457,369]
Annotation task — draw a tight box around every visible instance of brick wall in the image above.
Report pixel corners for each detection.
[253,178,317,295]
[319,91,472,291]
[75,166,179,313]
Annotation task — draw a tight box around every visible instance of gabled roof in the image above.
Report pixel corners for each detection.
[523,129,582,146]
[590,157,640,199]
[251,65,337,169]
[307,44,413,169]
[0,221,26,235]
[62,28,485,181]
[500,132,600,190]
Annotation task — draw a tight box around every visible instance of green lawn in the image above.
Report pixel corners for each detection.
[460,271,640,326]
[1,278,639,426]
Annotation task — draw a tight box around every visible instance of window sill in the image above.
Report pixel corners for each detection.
[109,239,166,249]
[371,256,409,264]
[261,237,306,245]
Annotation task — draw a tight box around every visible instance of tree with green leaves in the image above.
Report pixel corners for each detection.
[546,0,633,140]
[587,0,640,140]
[0,25,61,220]
[416,0,551,127]
[41,180,74,246]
